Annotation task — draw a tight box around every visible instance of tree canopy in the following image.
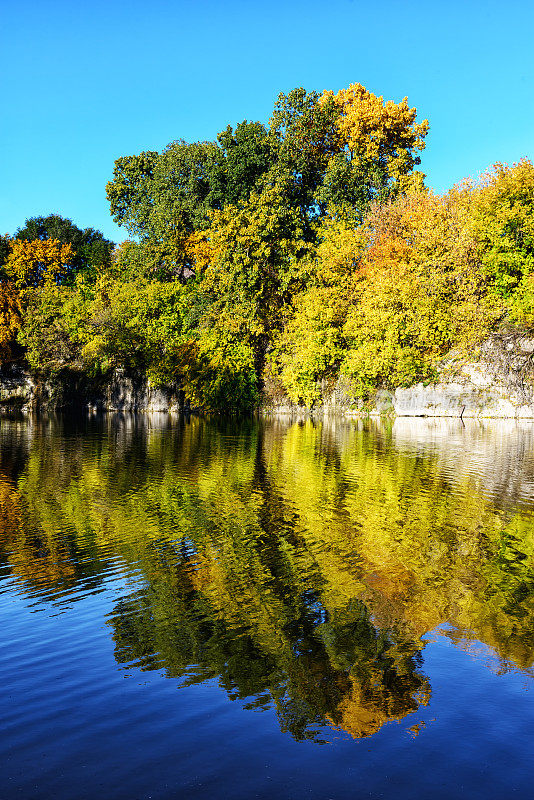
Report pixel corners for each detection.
[4,83,534,412]
[15,214,114,277]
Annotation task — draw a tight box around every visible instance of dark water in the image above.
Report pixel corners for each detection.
[1,414,534,799]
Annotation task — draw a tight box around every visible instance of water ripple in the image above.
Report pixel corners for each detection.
[1,415,534,798]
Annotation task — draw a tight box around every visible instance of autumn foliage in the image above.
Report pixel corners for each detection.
[3,84,534,409]
[321,83,428,182]
[0,280,22,361]
[5,238,75,291]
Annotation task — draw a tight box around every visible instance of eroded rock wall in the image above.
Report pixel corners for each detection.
[0,367,184,414]
[261,330,534,419]
[2,330,533,418]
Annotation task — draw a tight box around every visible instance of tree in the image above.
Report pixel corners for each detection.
[0,280,23,362]
[0,236,78,365]
[1,238,76,365]
[106,141,223,241]
[340,189,499,395]
[15,215,114,278]
[212,120,277,206]
[321,83,429,183]
[270,213,364,404]
[0,234,10,269]
[105,82,428,270]
[317,83,429,215]
[5,238,75,291]
[462,159,534,323]
[268,87,340,223]
[106,126,277,251]
[194,182,309,377]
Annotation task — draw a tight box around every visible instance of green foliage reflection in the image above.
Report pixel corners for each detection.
[1,417,534,739]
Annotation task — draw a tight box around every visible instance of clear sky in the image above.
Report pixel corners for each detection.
[2,0,533,243]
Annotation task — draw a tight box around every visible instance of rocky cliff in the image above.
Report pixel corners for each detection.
[261,329,534,419]
[0,366,184,413]
[2,329,534,418]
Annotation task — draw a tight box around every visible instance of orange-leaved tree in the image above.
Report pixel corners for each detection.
[0,279,23,363]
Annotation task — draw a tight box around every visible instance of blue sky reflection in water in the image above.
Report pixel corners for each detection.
[1,415,534,798]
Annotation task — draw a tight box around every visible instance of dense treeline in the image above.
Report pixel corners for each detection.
[1,83,533,410]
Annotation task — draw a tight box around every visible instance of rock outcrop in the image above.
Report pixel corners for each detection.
[2,329,533,418]
[88,369,183,412]
[0,366,35,410]
[261,329,534,419]
[0,366,184,414]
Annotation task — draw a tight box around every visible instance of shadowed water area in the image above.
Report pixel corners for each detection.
[1,414,534,798]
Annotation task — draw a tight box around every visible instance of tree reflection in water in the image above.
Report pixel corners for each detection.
[1,414,533,741]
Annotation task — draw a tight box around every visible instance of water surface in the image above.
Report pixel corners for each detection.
[1,414,534,798]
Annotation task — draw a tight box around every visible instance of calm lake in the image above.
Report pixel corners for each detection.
[1,414,534,799]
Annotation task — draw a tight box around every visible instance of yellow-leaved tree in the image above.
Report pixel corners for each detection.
[321,82,429,183]
[315,83,429,214]
[269,213,364,405]
[272,187,504,404]
[0,238,75,366]
[341,188,501,395]
[5,238,75,292]
[460,159,534,325]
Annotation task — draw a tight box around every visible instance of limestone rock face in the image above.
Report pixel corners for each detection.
[1,329,533,418]
[94,369,183,413]
[391,331,534,419]
[0,367,35,409]
[261,330,534,419]
[392,379,534,419]
[0,367,184,414]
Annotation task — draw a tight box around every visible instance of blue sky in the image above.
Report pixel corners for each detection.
[2,0,533,242]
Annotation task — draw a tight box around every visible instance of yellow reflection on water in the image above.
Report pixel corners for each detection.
[1,415,533,740]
